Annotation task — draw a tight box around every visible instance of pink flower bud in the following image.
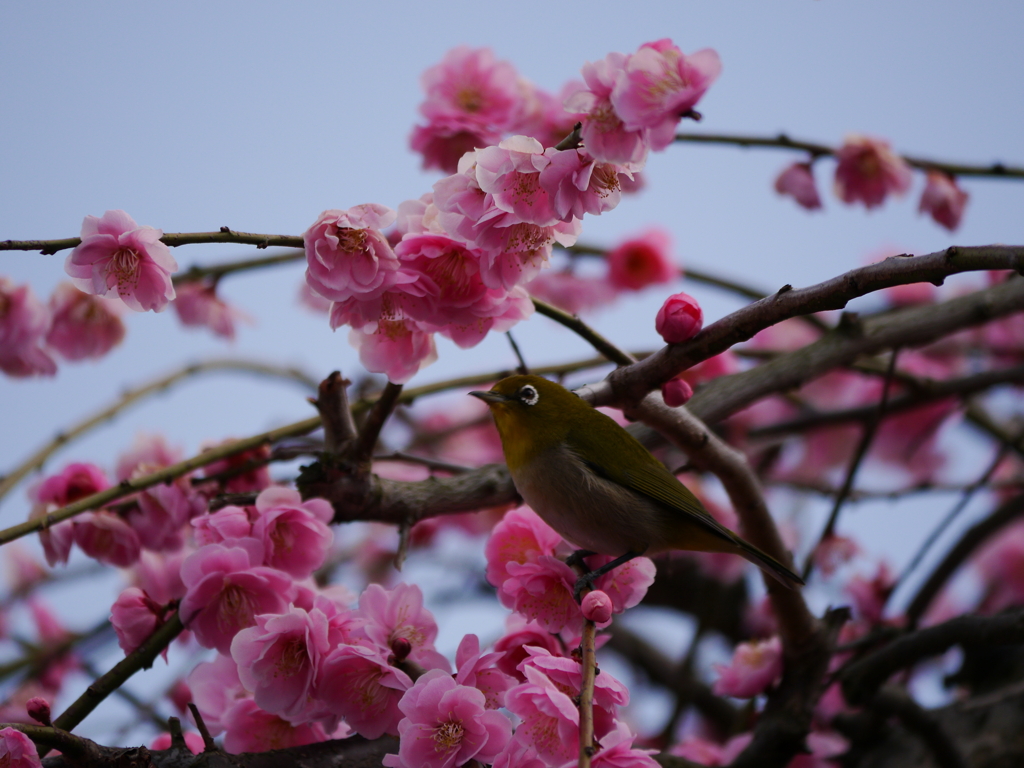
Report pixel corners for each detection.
[390,636,413,663]
[661,378,694,407]
[26,697,51,726]
[580,590,613,624]
[655,292,703,343]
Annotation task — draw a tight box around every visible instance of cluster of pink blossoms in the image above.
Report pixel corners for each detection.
[774,135,970,231]
[307,41,715,382]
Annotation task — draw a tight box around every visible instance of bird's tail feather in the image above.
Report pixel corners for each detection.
[736,539,805,589]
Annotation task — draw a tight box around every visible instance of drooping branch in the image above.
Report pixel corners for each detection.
[590,246,1024,409]
[673,131,1024,179]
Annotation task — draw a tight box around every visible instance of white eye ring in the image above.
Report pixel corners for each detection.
[518,385,539,406]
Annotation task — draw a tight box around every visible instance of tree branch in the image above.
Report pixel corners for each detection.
[0,228,304,254]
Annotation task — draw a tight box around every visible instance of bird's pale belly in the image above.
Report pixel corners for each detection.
[510,445,666,556]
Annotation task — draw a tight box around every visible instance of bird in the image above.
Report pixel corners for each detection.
[470,374,803,595]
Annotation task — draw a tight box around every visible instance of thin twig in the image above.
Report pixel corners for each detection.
[373,452,473,475]
[578,620,597,768]
[1,228,304,254]
[0,358,317,505]
[803,349,900,580]
[506,331,529,374]
[353,382,404,464]
[532,297,636,366]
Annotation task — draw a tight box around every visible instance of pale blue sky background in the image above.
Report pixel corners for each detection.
[1,0,1023,742]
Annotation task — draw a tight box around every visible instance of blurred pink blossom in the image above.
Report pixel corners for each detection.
[316,643,412,738]
[221,698,330,754]
[919,171,968,231]
[28,462,109,565]
[382,669,512,768]
[150,731,204,754]
[192,505,253,546]
[611,39,721,150]
[111,587,168,656]
[774,162,823,210]
[662,377,694,407]
[833,135,912,209]
[411,120,501,175]
[670,733,752,766]
[65,210,177,312]
[656,291,703,343]
[251,486,333,579]
[845,562,896,624]
[493,614,567,681]
[485,506,563,594]
[186,653,248,736]
[45,282,125,360]
[455,633,516,709]
[25,698,50,727]
[115,433,182,481]
[0,277,56,377]
[608,229,677,291]
[173,280,250,339]
[504,677,579,765]
[812,533,861,577]
[73,511,142,567]
[525,270,617,315]
[198,441,272,495]
[974,520,1024,612]
[712,635,783,698]
[0,727,42,768]
[586,722,660,768]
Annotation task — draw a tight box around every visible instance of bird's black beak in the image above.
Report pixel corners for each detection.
[469,390,510,405]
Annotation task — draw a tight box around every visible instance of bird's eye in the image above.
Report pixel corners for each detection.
[517,385,539,406]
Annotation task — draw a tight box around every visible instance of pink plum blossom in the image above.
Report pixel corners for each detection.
[670,733,752,766]
[525,270,617,315]
[382,669,512,768]
[25,698,50,727]
[974,520,1024,612]
[919,170,968,231]
[485,506,563,592]
[0,727,42,768]
[304,205,412,303]
[230,605,331,722]
[475,136,559,225]
[0,277,56,377]
[454,633,516,709]
[539,148,625,221]
[129,481,206,552]
[501,556,581,633]
[587,553,656,614]
[28,462,109,566]
[493,615,566,680]
[491,735,547,768]
[607,229,677,291]
[2,544,46,593]
[115,432,182,481]
[774,162,823,210]
[198,441,272,495]
[565,52,649,168]
[192,505,253,546]
[172,280,249,339]
[73,511,142,567]
[812,533,861,577]
[316,644,412,738]
[128,550,187,604]
[251,486,333,579]
[833,135,912,209]
[504,678,579,765]
[790,731,849,768]
[611,39,722,150]
[662,377,694,407]
[712,635,783,698]
[355,582,449,670]
[65,210,178,312]
[150,731,205,754]
[656,291,703,343]
[346,316,438,384]
[411,120,501,175]
[220,698,330,754]
[111,587,169,656]
[585,722,660,768]
[45,282,125,360]
[179,543,296,653]
[186,653,249,735]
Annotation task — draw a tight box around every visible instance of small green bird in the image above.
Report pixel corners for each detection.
[470,374,803,593]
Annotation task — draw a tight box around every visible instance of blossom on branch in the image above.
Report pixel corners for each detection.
[65,210,177,312]
[918,170,968,231]
[608,228,677,291]
[0,277,56,377]
[45,282,125,360]
[774,162,823,210]
[833,135,912,209]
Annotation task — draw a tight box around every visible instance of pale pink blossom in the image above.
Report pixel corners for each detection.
[179,543,295,653]
[382,669,512,768]
[656,291,703,343]
[0,727,42,768]
[504,678,579,765]
[612,39,721,150]
[485,506,563,593]
[493,615,567,680]
[885,280,936,307]
[581,590,613,624]
[2,544,46,593]
[316,643,412,738]
[73,511,142,567]
[454,633,516,709]
[514,81,585,150]
[65,210,177,312]
[198,441,272,495]
[845,562,896,624]
[187,653,249,735]
[297,280,332,314]
[28,462,109,566]
[670,733,752,765]
[221,698,329,754]
[491,735,547,768]
[712,635,783,698]
[251,486,333,579]
[661,377,693,407]
[501,555,581,633]
[128,550,187,605]
[347,318,438,384]
[129,481,206,552]
[304,205,411,302]
[475,136,559,225]
[587,553,656,614]
[355,582,449,670]
[231,605,331,722]
[565,52,649,168]
[539,148,625,221]
[585,722,660,768]
[519,646,628,739]
[192,505,253,546]
[172,280,249,339]
[525,270,617,315]
[812,533,861,577]
[608,229,677,291]
[0,277,56,377]
[833,135,912,209]
[150,731,205,754]
[411,120,501,175]
[774,162,823,210]
[919,170,969,231]
[111,587,168,656]
[45,282,125,360]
